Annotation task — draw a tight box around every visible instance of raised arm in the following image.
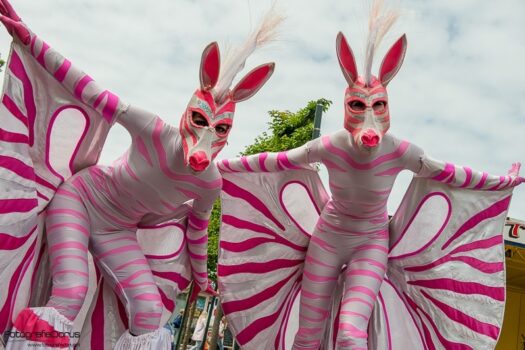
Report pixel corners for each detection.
[217,138,322,173]
[417,156,523,190]
[0,0,127,125]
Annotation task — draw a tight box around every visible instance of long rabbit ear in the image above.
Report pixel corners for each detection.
[230,63,275,102]
[336,32,358,86]
[378,34,407,87]
[200,42,220,91]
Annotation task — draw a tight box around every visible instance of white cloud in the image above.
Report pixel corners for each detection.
[0,0,523,218]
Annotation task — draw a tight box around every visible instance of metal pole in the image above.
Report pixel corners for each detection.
[176,283,194,349]
[311,103,323,140]
[200,295,216,350]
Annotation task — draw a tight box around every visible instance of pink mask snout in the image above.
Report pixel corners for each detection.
[360,129,380,148]
[189,151,210,172]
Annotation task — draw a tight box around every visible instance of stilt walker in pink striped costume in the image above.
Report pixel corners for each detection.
[217,1,524,349]
[0,1,280,348]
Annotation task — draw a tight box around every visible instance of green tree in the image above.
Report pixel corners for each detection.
[205,98,332,282]
[0,54,5,72]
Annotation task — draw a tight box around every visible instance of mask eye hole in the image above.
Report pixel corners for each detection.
[191,112,209,127]
[348,100,366,112]
[215,124,231,136]
[373,101,387,113]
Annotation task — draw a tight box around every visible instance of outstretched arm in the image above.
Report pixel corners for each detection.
[417,156,523,190]
[217,138,322,173]
[0,0,128,126]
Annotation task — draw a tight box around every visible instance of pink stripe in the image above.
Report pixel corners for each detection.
[323,158,346,171]
[94,90,120,123]
[488,176,506,190]
[52,285,88,299]
[341,297,373,309]
[0,198,37,214]
[405,293,471,350]
[2,94,27,124]
[0,225,36,250]
[309,234,337,253]
[442,195,511,249]
[303,270,338,282]
[123,159,140,181]
[47,222,89,237]
[338,323,368,338]
[474,172,488,189]
[53,269,89,277]
[53,59,71,82]
[421,290,500,339]
[241,156,254,172]
[0,128,28,143]
[301,290,331,300]
[74,75,94,100]
[277,152,302,170]
[222,271,295,314]
[35,41,50,67]
[305,255,336,269]
[115,258,149,271]
[259,152,269,172]
[375,166,403,176]
[405,255,503,274]
[97,244,142,259]
[152,270,191,292]
[222,179,285,230]
[188,251,207,260]
[133,293,162,301]
[346,268,383,281]
[461,167,473,187]
[188,212,209,230]
[220,159,236,172]
[47,208,88,221]
[433,162,455,182]
[345,286,377,300]
[49,241,88,254]
[9,51,36,146]
[187,234,208,245]
[407,278,504,301]
[0,155,34,181]
[219,259,302,276]
[136,136,153,166]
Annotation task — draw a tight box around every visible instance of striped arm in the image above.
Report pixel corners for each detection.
[218,142,319,174]
[419,156,523,191]
[25,31,127,125]
[186,208,210,290]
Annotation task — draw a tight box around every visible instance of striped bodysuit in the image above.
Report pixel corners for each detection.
[219,129,520,349]
[46,105,220,335]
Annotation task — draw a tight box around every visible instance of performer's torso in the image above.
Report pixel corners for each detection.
[69,116,221,227]
[317,130,422,233]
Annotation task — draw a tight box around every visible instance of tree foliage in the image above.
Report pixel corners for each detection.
[206,98,332,282]
[0,53,5,72]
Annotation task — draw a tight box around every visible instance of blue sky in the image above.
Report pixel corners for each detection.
[0,0,524,218]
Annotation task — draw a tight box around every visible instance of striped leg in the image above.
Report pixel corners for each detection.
[90,231,163,335]
[336,236,388,350]
[45,184,90,321]
[292,230,341,350]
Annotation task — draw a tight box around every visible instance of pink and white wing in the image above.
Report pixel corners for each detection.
[370,177,511,349]
[0,40,120,334]
[218,170,329,350]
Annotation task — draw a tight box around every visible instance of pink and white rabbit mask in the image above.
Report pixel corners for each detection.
[180,42,275,172]
[336,32,407,151]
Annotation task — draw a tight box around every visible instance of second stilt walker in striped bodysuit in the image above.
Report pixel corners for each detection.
[218,3,524,349]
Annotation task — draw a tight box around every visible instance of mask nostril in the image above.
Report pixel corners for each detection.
[189,151,210,171]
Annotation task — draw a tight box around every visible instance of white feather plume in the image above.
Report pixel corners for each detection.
[363,0,399,86]
[213,4,284,104]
